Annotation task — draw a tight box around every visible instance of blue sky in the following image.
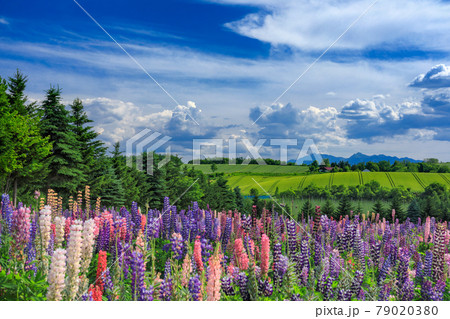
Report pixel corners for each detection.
[1,0,450,161]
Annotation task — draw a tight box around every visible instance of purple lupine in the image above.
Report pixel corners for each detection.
[211,218,219,241]
[337,289,352,301]
[205,211,212,239]
[188,275,202,301]
[139,286,154,301]
[424,251,432,278]
[170,233,184,260]
[130,252,146,300]
[317,274,334,300]
[286,219,297,258]
[169,205,177,236]
[276,255,289,284]
[398,279,415,301]
[350,270,364,296]
[1,194,13,233]
[201,238,213,264]
[164,259,171,279]
[221,217,232,252]
[290,294,302,301]
[147,217,160,240]
[370,241,381,267]
[258,278,273,297]
[415,260,424,283]
[396,248,410,292]
[313,235,322,266]
[237,272,249,301]
[162,208,171,240]
[131,202,141,236]
[378,284,392,301]
[273,242,282,285]
[221,276,235,296]
[101,268,114,300]
[378,256,391,286]
[159,278,173,301]
[81,291,93,301]
[47,232,55,256]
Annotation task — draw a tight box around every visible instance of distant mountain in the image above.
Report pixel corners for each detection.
[290,152,422,165]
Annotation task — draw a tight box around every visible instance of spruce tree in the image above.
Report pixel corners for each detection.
[321,199,335,218]
[337,196,352,218]
[301,199,314,219]
[70,98,106,180]
[95,157,125,208]
[407,200,421,223]
[40,87,84,196]
[372,200,385,217]
[234,186,244,212]
[390,196,405,222]
[7,69,34,116]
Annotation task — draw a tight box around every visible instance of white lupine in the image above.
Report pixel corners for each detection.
[66,220,83,300]
[54,216,66,248]
[39,206,52,253]
[80,219,96,273]
[47,248,67,301]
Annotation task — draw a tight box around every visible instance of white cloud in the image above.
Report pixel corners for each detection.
[0,18,8,25]
[220,0,450,51]
[409,64,450,89]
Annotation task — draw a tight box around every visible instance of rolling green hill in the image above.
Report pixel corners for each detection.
[187,164,450,194]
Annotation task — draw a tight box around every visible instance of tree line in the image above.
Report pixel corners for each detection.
[0,70,245,212]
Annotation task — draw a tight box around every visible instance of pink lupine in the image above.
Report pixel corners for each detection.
[261,234,270,278]
[194,237,204,273]
[424,217,431,243]
[12,207,31,248]
[206,249,222,301]
[234,238,249,270]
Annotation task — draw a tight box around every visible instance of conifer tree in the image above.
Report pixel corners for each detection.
[407,200,421,223]
[40,87,84,196]
[321,199,335,218]
[372,200,385,217]
[337,196,352,217]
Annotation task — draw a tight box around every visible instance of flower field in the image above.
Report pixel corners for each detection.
[0,191,449,301]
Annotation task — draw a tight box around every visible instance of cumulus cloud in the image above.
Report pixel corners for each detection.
[82,98,213,153]
[221,0,450,52]
[409,64,450,89]
[0,18,8,25]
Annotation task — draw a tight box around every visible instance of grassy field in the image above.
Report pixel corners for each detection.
[223,170,450,194]
[185,164,309,175]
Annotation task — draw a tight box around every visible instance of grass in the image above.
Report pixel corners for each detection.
[188,164,450,194]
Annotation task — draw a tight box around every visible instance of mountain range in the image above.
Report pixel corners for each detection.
[291,152,422,165]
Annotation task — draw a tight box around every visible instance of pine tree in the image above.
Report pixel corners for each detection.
[70,98,106,183]
[234,186,244,212]
[337,196,353,217]
[390,196,405,222]
[7,69,35,116]
[301,199,314,220]
[372,200,385,217]
[0,76,52,205]
[407,200,421,223]
[40,87,84,196]
[95,157,125,208]
[321,199,335,218]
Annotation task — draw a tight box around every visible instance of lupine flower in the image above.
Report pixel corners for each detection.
[88,284,103,301]
[189,275,202,301]
[431,223,445,282]
[260,234,270,278]
[54,216,66,248]
[159,278,173,301]
[350,270,364,296]
[237,272,249,301]
[39,206,52,255]
[80,219,96,275]
[424,251,433,278]
[12,206,31,249]
[194,237,204,273]
[101,268,114,300]
[206,249,222,301]
[66,220,83,300]
[46,248,67,301]
[221,276,235,296]
[234,238,249,270]
[258,278,273,297]
[221,217,232,252]
[96,251,107,291]
[130,252,146,300]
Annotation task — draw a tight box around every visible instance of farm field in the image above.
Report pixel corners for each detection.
[0,193,448,301]
[223,168,450,194]
[185,164,309,175]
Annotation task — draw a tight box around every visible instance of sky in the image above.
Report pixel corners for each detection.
[1,0,450,161]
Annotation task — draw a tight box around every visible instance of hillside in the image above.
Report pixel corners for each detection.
[291,152,421,165]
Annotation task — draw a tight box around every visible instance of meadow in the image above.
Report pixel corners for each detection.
[1,192,448,301]
[187,164,450,194]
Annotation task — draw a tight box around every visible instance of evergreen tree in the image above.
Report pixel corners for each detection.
[372,200,385,217]
[321,199,335,218]
[337,196,353,217]
[390,196,405,222]
[70,98,106,183]
[0,76,52,205]
[301,199,314,219]
[234,186,244,212]
[407,200,421,223]
[7,69,35,116]
[40,87,84,196]
[95,157,125,208]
